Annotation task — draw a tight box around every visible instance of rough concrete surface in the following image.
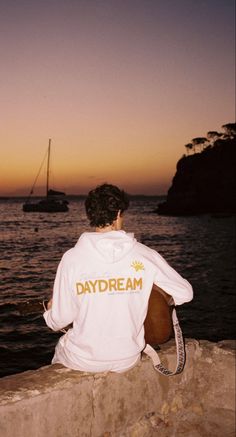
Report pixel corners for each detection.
[0,339,235,437]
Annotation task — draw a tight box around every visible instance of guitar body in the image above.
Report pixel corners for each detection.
[144,285,173,345]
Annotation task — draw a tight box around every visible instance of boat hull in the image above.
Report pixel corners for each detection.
[23,199,69,213]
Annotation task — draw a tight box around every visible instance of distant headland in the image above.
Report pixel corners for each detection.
[157,123,236,215]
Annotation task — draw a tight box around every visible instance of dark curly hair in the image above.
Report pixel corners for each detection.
[85,183,129,227]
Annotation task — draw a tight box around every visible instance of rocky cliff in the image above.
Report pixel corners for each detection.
[157,136,236,215]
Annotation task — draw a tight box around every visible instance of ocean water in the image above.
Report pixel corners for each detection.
[0,197,235,378]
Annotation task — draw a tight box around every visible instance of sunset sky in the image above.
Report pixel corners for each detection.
[0,0,235,196]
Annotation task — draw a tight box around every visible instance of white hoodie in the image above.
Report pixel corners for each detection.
[44,231,193,372]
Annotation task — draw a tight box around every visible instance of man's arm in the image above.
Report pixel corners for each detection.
[152,252,193,305]
[43,257,77,331]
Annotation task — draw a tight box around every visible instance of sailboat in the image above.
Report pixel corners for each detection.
[23,139,69,213]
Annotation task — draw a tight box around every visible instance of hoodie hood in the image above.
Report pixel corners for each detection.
[76,231,137,263]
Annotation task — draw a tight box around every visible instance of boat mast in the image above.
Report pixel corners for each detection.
[46,138,51,197]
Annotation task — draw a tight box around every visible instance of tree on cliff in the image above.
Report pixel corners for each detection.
[184,138,208,154]
[222,123,236,138]
[183,123,236,155]
[185,143,193,155]
[207,131,223,143]
[191,137,208,153]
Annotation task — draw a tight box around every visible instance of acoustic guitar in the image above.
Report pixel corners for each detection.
[144,284,174,345]
[18,284,174,346]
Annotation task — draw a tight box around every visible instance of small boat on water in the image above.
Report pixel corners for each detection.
[23,139,69,213]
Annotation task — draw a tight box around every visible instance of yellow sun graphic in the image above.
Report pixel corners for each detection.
[131,261,145,272]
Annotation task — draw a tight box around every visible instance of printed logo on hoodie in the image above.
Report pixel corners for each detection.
[131,261,145,272]
[76,276,143,295]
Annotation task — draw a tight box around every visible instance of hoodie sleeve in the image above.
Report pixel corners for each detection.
[152,251,193,306]
[43,254,77,331]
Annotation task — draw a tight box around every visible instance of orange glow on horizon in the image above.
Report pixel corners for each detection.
[0,1,235,196]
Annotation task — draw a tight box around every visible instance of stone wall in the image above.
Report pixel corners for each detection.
[0,339,235,437]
